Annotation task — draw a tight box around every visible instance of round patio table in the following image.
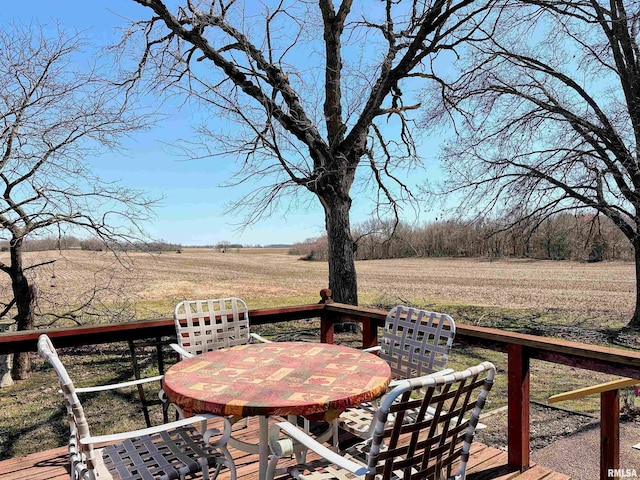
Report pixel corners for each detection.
[162,341,391,480]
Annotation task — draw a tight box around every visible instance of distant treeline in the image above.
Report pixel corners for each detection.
[0,237,292,253]
[289,214,633,262]
[0,236,182,253]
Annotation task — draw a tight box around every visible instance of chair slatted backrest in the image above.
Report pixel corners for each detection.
[173,297,250,356]
[379,306,456,380]
[366,362,495,480]
[37,335,99,480]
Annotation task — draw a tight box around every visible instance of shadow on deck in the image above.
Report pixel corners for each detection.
[0,419,570,480]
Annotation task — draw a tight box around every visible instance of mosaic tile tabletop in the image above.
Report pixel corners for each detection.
[163,341,391,421]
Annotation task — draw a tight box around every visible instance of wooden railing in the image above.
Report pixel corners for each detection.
[0,303,326,354]
[2,293,639,480]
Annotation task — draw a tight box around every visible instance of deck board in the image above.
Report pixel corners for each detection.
[0,421,569,480]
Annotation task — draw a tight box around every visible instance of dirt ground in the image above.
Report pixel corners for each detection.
[476,403,640,479]
[8,250,638,322]
[533,421,640,479]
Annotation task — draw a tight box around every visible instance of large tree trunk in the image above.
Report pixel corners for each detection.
[322,194,358,305]
[10,239,34,379]
[629,242,640,329]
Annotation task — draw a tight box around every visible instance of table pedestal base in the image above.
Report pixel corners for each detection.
[227,416,336,480]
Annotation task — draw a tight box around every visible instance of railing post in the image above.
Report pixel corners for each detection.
[320,311,335,344]
[601,389,620,480]
[508,344,530,471]
[319,289,335,344]
[0,318,15,387]
[360,315,378,349]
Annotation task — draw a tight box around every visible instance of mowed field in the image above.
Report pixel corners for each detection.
[9,247,636,323]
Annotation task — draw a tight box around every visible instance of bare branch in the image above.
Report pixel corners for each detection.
[118,0,496,304]
[0,23,159,363]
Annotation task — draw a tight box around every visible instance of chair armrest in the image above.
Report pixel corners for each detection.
[80,413,231,446]
[170,343,194,359]
[362,345,381,353]
[250,332,272,343]
[74,375,164,394]
[432,368,455,376]
[268,421,369,476]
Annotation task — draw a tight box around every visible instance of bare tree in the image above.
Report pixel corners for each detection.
[117,0,495,305]
[0,24,155,378]
[429,0,640,327]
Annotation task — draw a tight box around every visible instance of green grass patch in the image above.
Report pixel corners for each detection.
[132,295,321,321]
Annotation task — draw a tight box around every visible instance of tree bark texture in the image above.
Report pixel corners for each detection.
[322,194,358,305]
[631,243,640,329]
[10,241,33,379]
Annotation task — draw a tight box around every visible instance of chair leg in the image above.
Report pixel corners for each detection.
[266,454,280,480]
[332,418,339,450]
[222,446,237,480]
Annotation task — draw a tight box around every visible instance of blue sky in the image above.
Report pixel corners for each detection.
[5,1,444,246]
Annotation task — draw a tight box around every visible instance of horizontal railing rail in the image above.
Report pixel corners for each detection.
[0,303,325,355]
[1,291,638,480]
[323,302,640,376]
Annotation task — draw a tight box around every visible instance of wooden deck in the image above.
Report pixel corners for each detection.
[0,420,570,480]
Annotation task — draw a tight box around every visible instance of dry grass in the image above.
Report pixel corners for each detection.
[9,248,635,323]
[356,256,634,319]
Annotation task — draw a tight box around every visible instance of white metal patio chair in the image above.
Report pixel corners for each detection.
[170,297,270,359]
[267,362,496,480]
[171,297,271,429]
[338,306,456,440]
[38,334,236,480]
